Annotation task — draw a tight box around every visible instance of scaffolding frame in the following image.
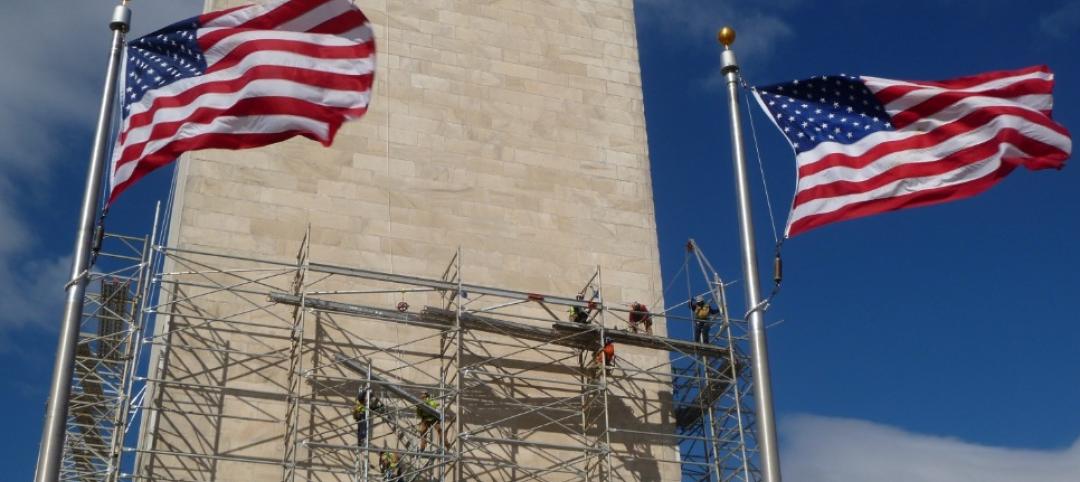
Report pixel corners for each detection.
[78,226,762,482]
[61,226,156,482]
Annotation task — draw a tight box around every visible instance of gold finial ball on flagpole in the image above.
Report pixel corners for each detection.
[718,26,736,47]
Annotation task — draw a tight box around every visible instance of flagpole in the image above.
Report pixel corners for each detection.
[34,4,130,481]
[717,27,783,482]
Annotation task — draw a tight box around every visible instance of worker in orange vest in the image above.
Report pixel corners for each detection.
[593,337,615,377]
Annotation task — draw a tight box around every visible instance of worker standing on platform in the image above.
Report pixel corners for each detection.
[379,450,402,481]
[417,392,443,451]
[691,295,719,344]
[628,302,652,335]
[569,293,592,324]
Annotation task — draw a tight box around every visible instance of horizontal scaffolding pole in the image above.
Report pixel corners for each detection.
[306,262,594,308]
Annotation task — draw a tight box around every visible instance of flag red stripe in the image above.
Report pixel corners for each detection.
[793,128,1068,207]
[122,65,373,137]
[205,38,374,73]
[798,105,1067,177]
[788,162,1018,236]
[889,78,1054,129]
[308,9,368,35]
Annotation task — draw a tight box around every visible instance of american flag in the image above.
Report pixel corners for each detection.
[108,0,375,202]
[753,66,1071,237]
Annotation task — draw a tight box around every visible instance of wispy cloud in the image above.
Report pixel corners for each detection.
[784,415,1080,482]
[1040,1,1080,39]
[0,0,200,333]
[634,0,798,62]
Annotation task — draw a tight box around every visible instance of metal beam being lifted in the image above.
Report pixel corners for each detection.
[332,354,442,421]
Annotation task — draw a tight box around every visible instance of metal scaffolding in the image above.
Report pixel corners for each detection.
[61,228,155,482]
[65,226,762,481]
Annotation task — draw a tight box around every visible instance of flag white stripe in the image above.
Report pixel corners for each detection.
[277,0,354,32]
[203,3,267,28]
[789,147,1010,227]
[122,50,373,130]
[340,24,374,43]
[797,116,1069,188]
[118,79,371,151]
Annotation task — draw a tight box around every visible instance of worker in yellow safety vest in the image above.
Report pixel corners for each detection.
[691,295,720,344]
[379,450,402,481]
[417,392,443,452]
[569,293,592,324]
[353,389,383,447]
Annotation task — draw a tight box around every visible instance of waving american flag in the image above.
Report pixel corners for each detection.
[108,0,375,202]
[753,66,1071,237]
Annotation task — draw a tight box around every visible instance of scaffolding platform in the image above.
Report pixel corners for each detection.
[271,293,734,360]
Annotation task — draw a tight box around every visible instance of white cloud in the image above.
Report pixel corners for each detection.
[0,0,201,333]
[783,415,1080,482]
[1040,1,1080,39]
[0,0,203,176]
[0,253,72,332]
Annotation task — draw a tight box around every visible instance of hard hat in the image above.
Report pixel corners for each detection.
[694,295,704,303]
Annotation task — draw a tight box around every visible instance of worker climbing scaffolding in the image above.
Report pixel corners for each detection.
[417,392,444,452]
[379,450,403,482]
[587,336,616,379]
[352,389,383,447]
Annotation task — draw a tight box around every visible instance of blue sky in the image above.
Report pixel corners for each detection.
[3,0,1078,480]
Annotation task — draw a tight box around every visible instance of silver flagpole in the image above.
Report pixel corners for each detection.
[34,3,131,481]
[717,27,783,482]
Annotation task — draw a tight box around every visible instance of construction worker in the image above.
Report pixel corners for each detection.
[353,389,383,447]
[569,293,591,324]
[628,302,652,335]
[353,391,370,447]
[592,337,615,377]
[691,295,719,344]
[379,450,402,481]
[417,392,443,452]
